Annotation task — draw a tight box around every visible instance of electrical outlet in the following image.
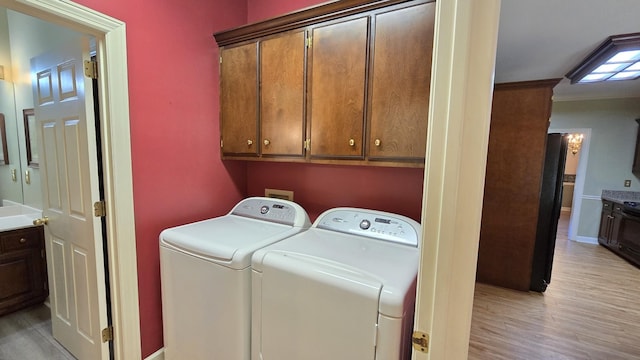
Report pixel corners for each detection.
[265,188,294,201]
[624,179,631,187]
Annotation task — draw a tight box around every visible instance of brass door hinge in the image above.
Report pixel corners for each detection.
[412,331,429,354]
[220,139,224,148]
[102,326,113,342]
[219,56,222,64]
[84,59,98,79]
[304,139,310,151]
[306,35,313,48]
[94,200,106,217]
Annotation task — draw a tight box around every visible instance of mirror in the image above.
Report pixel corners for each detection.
[0,79,25,204]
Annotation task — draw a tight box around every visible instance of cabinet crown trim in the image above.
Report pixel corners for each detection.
[213,0,432,46]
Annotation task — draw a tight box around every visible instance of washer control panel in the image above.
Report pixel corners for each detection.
[231,197,309,227]
[316,208,420,247]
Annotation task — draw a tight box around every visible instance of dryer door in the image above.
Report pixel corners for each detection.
[259,252,382,360]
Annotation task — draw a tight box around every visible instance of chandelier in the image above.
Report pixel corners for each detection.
[567,134,583,155]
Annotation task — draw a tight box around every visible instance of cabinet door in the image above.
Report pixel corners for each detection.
[308,17,368,159]
[609,204,623,246]
[367,3,435,161]
[260,31,306,157]
[598,207,612,245]
[220,43,258,156]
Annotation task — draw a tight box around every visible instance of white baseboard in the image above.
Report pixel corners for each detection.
[573,235,598,245]
[144,348,164,360]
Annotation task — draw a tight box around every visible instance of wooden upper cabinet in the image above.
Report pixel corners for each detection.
[367,2,435,161]
[260,31,306,157]
[220,42,258,156]
[308,17,368,159]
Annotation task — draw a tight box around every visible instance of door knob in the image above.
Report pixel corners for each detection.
[247,139,253,146]
[33,216,49,226]
[374,139,381,147]
[349,139,355,147]
[263,139,270,146]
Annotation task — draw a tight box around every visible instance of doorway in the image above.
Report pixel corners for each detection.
[0,0,140,358]
[549,127,592,243]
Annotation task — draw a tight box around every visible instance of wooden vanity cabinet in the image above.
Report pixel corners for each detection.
[260,30,306,157]
[367,2,434,161]
[0,226,47,316]
[220,42,259,157]
[308,17,369,159]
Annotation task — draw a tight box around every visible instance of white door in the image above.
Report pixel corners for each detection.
[31,37,109,360]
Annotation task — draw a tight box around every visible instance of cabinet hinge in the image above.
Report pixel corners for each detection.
[304,139,310,151]
[93,200,106,217]
[220,139,224,148]
[412,331,429,354]
[101,326,113,343]
[84,59,98,79]
[306,35,313,48]
[219,56,222,64]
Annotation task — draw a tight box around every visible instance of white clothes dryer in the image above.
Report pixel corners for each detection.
[251,207,421,360]
[159,197,311,360]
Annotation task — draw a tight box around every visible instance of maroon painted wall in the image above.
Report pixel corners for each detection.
[247,0,326,22]
[70,0,424,356]
[246,0,425,223]
[247,162,424,222]
[72,0,247,356]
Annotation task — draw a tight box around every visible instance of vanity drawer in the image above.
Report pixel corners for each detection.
[0,227,44,253]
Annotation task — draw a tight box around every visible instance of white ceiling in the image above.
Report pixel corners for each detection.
[496,0,640,101]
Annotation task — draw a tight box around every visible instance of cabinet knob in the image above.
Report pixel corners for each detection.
[33,216,49,226]
[247,139,253,146]
[19,238,27,244]
[263,139,270,146]
[349,139,355,147]
[374,139,381,147]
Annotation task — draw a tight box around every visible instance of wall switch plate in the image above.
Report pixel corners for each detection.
[265,188,294,201]
[624,179,631,187]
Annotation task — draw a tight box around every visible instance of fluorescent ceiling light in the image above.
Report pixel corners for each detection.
[566,33,640,84]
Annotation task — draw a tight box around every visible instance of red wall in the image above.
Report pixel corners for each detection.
[247,162,424,222]
[247,0,325,22]
[72,0,247,357]
[71,0,424,357]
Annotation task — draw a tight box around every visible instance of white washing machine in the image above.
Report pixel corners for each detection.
[251,207,421,360]
[159,197,311,360]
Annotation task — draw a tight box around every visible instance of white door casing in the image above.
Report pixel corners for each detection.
[32,37,109,359]
[414,0,500,359]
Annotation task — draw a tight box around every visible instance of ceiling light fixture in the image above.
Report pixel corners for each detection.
[567,133,583,155]
[566,32,640,84]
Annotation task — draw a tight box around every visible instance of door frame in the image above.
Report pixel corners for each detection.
[0,0,141,359]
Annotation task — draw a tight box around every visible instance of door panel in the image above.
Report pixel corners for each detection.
[308,17,368,159]
[32,37,108,360]
[368,3,434,160]
[260,31,306,156]
[220,43,258,156]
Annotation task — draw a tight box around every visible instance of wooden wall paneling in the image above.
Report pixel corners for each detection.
[477,79,561,291]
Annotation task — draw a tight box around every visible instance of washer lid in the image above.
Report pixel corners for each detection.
[160,216,297,268]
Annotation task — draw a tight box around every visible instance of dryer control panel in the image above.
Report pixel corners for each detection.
[231,197,310,227]
[315,208,420,247]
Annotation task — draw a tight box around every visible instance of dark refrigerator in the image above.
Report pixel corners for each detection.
[530,133,568,292]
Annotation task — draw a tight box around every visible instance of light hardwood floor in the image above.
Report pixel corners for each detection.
[469,211,640,359]
[0,304,75,359]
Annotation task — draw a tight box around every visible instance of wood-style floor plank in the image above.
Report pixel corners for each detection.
[470,212,640,359]
[0,304,75,360]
